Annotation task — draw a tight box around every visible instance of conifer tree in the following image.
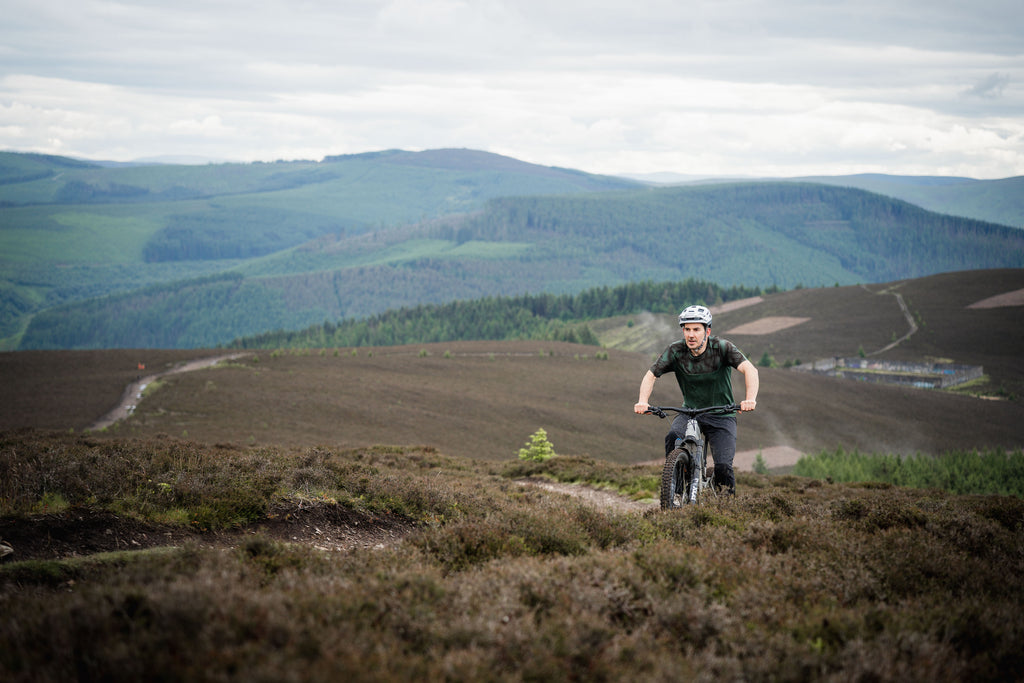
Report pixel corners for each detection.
[517,428,556,461]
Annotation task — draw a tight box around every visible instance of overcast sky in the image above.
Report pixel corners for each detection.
[2,0,1022,178]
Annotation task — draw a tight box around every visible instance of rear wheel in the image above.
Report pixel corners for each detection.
[660,446,692,509]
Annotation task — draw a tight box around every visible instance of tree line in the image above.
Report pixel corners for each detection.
[229,278,764,350]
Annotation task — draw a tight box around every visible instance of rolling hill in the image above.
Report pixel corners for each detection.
[13,182,1024,350]
[2,149,1022,350]
[629,172,1024,230]
[792,174,1024,229]
[3,270,1021,466]
[0,149,639,348]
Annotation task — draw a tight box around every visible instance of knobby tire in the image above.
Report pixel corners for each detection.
[660,446,692,509]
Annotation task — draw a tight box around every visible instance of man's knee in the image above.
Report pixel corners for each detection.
[664,431,682,457]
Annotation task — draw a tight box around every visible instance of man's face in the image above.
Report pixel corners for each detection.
[682,323,707,353]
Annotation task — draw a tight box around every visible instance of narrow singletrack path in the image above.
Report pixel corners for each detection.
[518,479,655,512]
[86,353,250,431]
[862,283,918,355]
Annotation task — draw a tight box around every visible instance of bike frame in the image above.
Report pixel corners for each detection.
[646,404,740,508]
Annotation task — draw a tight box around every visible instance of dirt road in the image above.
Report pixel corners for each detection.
[86,353,249,431]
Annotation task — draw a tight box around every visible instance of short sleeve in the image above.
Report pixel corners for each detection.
[649,345,677,377]
[721,339,747,368]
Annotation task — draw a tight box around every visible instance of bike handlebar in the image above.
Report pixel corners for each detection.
[644,404,741,419]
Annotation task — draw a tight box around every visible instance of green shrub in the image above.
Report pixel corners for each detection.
[517,428,556,462]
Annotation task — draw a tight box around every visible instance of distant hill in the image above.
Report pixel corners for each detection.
[598,268,1024,398]
[14,181,1024,350]
[0,149,639,348]
[626,171,1024,230]
[791,174,1024,229]
[2,149,1022,350]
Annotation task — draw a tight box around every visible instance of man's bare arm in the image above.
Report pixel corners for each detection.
[634,370,658,414]
[737,360,759,411]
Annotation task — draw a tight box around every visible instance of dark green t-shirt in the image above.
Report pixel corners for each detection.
[650,336,748,409]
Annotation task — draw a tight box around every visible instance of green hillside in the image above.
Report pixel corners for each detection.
[437,182,1023,284]
[794,174,1024,229]
[3,150,1023,350]
[227,279,765,350]
[0,149,639,348]
[19,182,1024,349]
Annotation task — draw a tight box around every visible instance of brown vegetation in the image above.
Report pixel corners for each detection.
[1,432,1022,681]
[721,316,811,335]
[3,341,1020,463]
[2,271,1023,465]
[1,269,1023,680]
[715,269,1024,400]
[0,349,228,431]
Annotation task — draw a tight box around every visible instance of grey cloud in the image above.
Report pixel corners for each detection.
[964,73,1011,99]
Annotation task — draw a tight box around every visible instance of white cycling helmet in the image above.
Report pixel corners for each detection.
[678,305,712,328]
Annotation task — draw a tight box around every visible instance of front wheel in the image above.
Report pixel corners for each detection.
[660,446,693,509]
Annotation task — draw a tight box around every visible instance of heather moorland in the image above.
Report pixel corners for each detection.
[1,269,1022,681]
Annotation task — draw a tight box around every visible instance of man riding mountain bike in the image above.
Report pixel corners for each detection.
[633,305,759,495]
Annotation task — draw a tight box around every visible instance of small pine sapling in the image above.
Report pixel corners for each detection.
[518,428,557,461]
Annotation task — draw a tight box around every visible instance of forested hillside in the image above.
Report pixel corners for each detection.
[17,181,1024,349]
[436,182,1022,283]
[228,279,764,349]
[3,150,1023,350]
[794,174,1024,229]
[0,149,639,348]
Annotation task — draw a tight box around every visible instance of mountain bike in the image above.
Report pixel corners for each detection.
[644,404,741,509]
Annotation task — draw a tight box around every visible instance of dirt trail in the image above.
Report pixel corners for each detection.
[86,353,249,431]
[0,500,413,563]
[865,283,918,356]
[519,480,656,513]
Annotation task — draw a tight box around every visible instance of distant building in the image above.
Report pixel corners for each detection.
[791,357,983,389]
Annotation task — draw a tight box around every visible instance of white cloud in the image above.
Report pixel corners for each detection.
[0,0,1022,177]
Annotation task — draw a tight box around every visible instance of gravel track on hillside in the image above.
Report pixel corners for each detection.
[86,353,250,431]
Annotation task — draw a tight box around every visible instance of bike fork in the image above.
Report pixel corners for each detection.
[673,434,703,504]
[684,418,703,503]
[689,441,703,504]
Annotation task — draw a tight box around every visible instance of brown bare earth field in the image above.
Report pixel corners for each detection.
[0,342,1018,466]
[96,348,1023,462]
[722,316,810,335]
[1,268,1022,471]
[0,349,230,432]
[968,287,1024,309]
